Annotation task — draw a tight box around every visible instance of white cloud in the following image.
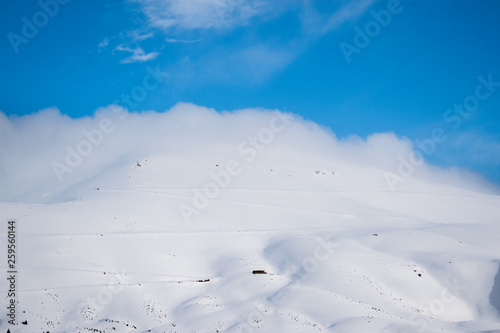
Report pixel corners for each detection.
[168,43,296,85]
[128,0,378,84]
[165,38,201,43]
[115,46,160,63]
[137,0,269,31]
[0,103,495,203]
[135,0,377,34]
[98,37,109,49]
[129,30,155,41]
[299,0,378,36]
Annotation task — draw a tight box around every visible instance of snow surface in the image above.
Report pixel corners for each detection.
[1,104,500,332]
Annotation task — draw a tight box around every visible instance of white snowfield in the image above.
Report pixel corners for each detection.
[1,104,500,332]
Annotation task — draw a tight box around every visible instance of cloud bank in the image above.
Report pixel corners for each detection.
[0,103,495,203]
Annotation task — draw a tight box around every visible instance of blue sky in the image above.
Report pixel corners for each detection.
[1,0,500,183]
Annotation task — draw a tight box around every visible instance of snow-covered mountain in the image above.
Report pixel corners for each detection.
[1,103,499,332]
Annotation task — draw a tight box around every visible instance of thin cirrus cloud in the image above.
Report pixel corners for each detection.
[200,43,296,84]
[136,0,269,31]
[128,0,378,84]
[135,0,377,34]
[115,46,160,64]
[99,0,377,72]
[162,43,296,87]
[128,30,155,41]
[318,0,378,35]
[98,38,110,49]
[297,0,377,37]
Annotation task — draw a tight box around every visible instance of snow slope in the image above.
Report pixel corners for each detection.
[1,104,500,332]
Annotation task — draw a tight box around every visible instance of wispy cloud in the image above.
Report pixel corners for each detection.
[155,42,296,88]
[136,0,269,31]
[135,0,378,35]
[203,43,296,83]
[132,0,379,85]
[165,38,201,43]
[128,29,155,41]
[324,0,378,32]
[300,0,379,36]
[115,46,160,63]
[98,37,109,51]
[110,1,378,86]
